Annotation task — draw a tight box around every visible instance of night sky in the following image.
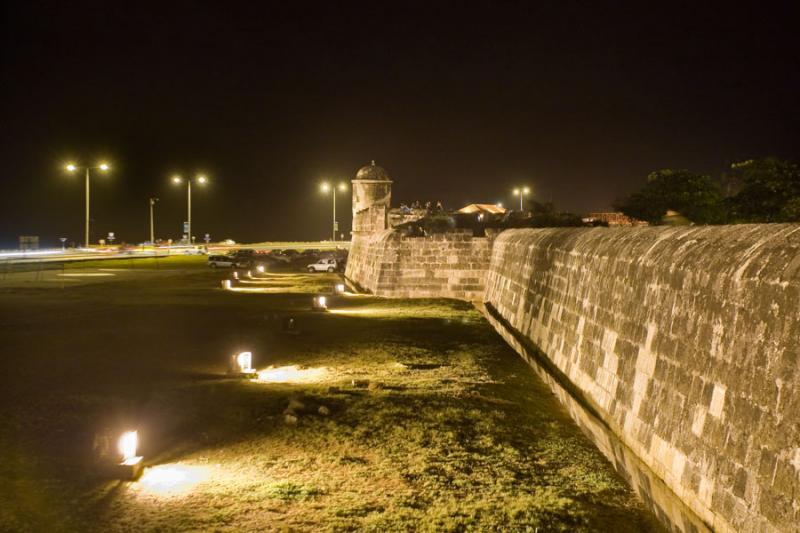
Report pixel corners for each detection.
[1,1,798,246]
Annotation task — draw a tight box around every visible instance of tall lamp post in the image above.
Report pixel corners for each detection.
[320,181,347,241]
[65,162,111,247]
[512,186,531,211]
[149,197,159,244]
[172,175,208,244]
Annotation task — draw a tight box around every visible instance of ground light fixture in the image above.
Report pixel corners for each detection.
[312,295,328,311]
[222,279,232,290]
[229,351,257,377]
[334,283,345,294]
[256,265,265,273]
[232,271,239,279]
[116,430,144,480]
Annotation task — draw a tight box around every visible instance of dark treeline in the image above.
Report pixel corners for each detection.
[614,157,800,225]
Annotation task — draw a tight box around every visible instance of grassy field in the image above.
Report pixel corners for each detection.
[0,258,662,532]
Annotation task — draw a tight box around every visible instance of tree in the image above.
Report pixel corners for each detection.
[614,169,727,225]
[727,158,800,222]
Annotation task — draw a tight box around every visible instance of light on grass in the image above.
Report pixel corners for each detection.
[257,365,329,384]
[137,464,211,496]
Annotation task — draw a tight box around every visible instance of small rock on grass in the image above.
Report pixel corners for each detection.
[318,405,330,416]
[368,381,384,391]
[284,414,298,425]
[352,379,370,388]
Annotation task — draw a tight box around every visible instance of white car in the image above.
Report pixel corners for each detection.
[307,258,339,273]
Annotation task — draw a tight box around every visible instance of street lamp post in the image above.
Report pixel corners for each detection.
[512,186,531,211]
[149,197,159,244]
[172,175,207,245]
[320,182,347,241]
[65,162,110,247]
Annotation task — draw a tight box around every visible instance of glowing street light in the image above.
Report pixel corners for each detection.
[171,174,208,244]
[117,430,144,480]
[312,295,328,311]
[512,186,531,211]
[229,351,256,377]
[320,181,348,241]
[65,161,111,247]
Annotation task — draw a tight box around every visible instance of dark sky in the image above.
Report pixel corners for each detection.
[1,1,798,246]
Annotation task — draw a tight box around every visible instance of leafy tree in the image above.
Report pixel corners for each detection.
[727,158,800,222]
[614,169,727,225]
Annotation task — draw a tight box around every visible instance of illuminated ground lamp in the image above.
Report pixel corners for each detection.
[312,295,328,311]
[229,351,257,378]
[221,279,232,290]
[334,283,345,294]
[232,271,239,279]
[256,265,265,274]
[246,270,253,279]
[116,430,144,480]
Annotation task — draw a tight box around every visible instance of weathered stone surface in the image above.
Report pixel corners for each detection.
[346,229,491,301]
[484,226,800,533]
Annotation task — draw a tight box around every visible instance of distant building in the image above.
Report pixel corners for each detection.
[457,203,507,215]
[584,212,647,226]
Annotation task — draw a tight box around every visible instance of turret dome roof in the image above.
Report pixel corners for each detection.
[355,160,391,181]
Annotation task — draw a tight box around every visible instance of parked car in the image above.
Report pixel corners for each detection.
[307,258,339,272]
[208,255,235,268]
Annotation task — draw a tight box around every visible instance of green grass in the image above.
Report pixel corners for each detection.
[0,268,662,532]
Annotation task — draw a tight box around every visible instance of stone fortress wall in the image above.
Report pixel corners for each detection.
[344,162,800,531]
[347,229,491,300]
[483,226,800,532]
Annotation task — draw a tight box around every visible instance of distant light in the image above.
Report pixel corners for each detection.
[119,431,138,462]
[197,175,207,184]
[313,295,327,310]
[497,202,503,208]
[256,265,265,273]
[337,183,347,192]
[66,163,77,172]
[523,186,530,195]
[334,283,345,294]
[236,351,254,373]
[99,163,110,171]
[512,188,520,195]
[172,176,182,184]
[320,182,330,193]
